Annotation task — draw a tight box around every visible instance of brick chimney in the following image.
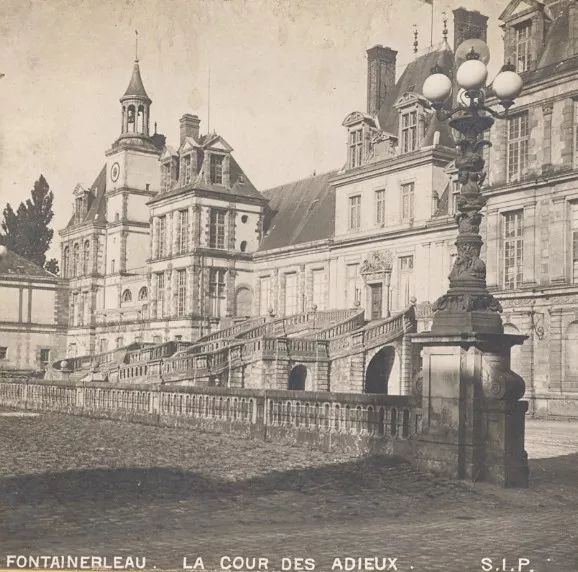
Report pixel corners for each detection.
[366,45,397,117]
[180,114,201,144]
[453,8,489,53]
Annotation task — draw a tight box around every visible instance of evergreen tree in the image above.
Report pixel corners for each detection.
[0,175,55,268]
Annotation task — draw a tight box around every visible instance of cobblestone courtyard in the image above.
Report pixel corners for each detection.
[0,410,576,572]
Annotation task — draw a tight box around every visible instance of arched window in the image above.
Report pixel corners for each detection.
[63,247,70,278]
[240,240,248,252]
[83,240,90,276]
[138,286,148,300]
[122,289,133,303]
[127,105,136,132]
[72,244,80,278]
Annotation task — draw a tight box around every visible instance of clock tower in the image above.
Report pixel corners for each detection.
[104,57,162,276]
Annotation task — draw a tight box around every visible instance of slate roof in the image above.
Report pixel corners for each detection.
[377,43,455,139]
[65,165,107,228]
[0,249,56,279]
[122,60,151,101]
[259,171,337,251]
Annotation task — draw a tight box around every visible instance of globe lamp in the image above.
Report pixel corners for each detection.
[456,49,488,91]
[422,69,452,107]
[493,63,523,107]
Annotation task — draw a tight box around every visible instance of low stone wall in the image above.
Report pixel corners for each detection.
[0,379,417,457]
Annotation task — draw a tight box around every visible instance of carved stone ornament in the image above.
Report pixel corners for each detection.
[360,250,393,276]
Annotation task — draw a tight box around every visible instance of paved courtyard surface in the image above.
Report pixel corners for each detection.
[0,410,577,572]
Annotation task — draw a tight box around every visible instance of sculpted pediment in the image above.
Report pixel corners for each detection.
[160,146,178,161]
[499,0,547,22]
[394,92,425,109]
[204,134,233,152]
[342,111,375,127]
[360,250,393,276]
[73,183,89,197]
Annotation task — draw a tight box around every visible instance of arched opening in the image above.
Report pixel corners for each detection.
[127,105,136,132]
[240,240,247,252]
[288,364,308,391]
[503,323,522,375]
[122,289,133,303]
[138,286,148,300]
[235,286,252,317]
[565,322,578,386]
[364,346,396,394]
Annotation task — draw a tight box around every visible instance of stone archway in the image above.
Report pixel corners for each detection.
[288,364,309,390]
[364,346,396,394]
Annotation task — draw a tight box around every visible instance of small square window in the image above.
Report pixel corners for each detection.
[40,348,51,364]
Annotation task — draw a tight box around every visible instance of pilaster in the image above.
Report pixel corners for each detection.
[522,202,537,286]
[550,197,567,284]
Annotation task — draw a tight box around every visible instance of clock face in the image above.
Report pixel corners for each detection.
[111,162,120,183]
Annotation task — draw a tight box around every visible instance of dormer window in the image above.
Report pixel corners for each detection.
[349,129,364,168]
[210,154,224,185]
[401,111,418,153]
[161,163,172,193]
[515,20,532,73]
[183,154,193,185]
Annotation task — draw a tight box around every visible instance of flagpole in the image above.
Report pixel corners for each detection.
[430,0,434,46]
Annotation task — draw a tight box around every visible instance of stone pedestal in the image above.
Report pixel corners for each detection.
[411,332,529,488]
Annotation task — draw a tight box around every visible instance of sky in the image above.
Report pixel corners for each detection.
[0,0,507,258]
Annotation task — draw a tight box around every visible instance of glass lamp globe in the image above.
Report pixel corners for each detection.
[456,58,488,90]
[422,72,452,105]
[60,360,68,369]
[493,67,523,103]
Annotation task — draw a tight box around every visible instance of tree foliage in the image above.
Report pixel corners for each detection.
[0,175,55,268]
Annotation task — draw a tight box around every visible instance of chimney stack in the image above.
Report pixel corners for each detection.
[366,45,397,117]
[180,114,201,144]
[453,8,489,53]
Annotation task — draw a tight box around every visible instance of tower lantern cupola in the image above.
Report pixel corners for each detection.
[120,59,152,137]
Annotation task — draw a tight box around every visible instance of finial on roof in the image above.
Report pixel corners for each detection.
[154,121,157,134]
[413,25,419,54]
[442,12,448,43]
[135,30,139,62]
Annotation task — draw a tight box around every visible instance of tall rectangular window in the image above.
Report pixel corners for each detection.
[399,255,414,307]
[183,154,192,185]
[515,21,532,73]
[451,180,460,216]
[375,189,385,226]
[259,276,271,316]
[208,268,226,317]
[312,269,325,310]
[284,272,298,316]
[176,209,189,255]
[503,210,524,290]
[210,154,224,184]
[176,270,187,317]
[161,163,171,193]
[401,111,417,153]
[572,203,578,284]
[157,273,165,318]
[348,129,363,168]
[401,182,415,220]
[209,209,226,249]
[348,195,361,230]
[345,263,361,308]
[156,216,167,258]
[507,113,529,182]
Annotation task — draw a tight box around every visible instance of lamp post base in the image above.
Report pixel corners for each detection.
[430,309,503,335]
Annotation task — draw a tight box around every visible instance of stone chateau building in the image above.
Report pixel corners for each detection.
[54,0,578,417]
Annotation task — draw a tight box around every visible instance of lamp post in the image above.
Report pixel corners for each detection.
[421,47,523,334]
[410,43,529,488]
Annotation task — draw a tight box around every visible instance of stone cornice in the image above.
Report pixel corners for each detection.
[483,169,578,198]
[330,146,456,188]
[147,186,266,207]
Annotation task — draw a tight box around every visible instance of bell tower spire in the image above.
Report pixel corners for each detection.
[120,34,152,138]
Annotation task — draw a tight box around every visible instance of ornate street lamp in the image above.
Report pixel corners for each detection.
[421,46,523,334]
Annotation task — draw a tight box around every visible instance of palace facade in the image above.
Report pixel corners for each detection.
[57,0,578,417]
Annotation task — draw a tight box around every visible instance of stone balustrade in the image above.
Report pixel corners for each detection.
[0,379,417,455]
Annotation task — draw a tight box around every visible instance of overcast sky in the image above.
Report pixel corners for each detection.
[0,0,506,257]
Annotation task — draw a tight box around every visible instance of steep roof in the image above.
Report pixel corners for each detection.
[259,171,336,251]
[377,43,455,137]
[66,165,107,228]
[122,60,151,102]
[0,249,56,279]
